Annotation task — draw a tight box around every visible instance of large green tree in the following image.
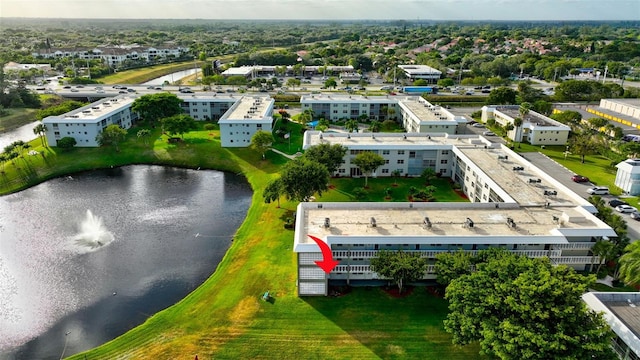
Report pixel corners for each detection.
[250,130,273,159]
[132,93,183,123]
[486,87,517,105]
[618,241,640,286]
[570,130,598,163]
[443,250,616,360]
[96,124,127,151]
[302,143,347,175]
[352,151,385,187]
[370,250,428,294]
[160,114,197,139]
[278,159,329,202]
[263,178,284,207]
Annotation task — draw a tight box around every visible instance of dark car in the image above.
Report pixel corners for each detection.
[631,211,640,221]
[571,175,589,183]
[608,199,629,208]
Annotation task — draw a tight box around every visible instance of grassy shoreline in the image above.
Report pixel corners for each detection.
[1,125,481,359]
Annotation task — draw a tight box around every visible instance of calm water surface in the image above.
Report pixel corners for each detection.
[0,165,252,359]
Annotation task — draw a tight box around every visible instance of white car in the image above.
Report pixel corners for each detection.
[615,205,636,213]
[483,131,496,136]
[472,123,485,128]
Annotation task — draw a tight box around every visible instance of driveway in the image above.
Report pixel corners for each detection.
[522,152,640,240]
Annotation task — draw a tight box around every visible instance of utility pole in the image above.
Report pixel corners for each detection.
[602,65,608,85]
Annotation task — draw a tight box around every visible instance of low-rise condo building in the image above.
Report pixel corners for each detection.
[482,105,571,145]
[294,132,615,296]
[218,95,274,147]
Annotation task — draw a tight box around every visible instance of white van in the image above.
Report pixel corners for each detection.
[587,187,609,195]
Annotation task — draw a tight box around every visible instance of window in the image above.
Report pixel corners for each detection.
[397,159,404,164]
[384,159,390,164]
[398,150,405,155]
[382,169,389,174]
[409,151,416,158]
[440,159,448,164]
[441,150,449,155]
[382,150,390,155]
[338,169,346,173]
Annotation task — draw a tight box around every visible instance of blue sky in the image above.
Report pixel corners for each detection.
[1,0,638,20]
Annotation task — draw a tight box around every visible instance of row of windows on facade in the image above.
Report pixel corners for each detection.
[227,123,262,127]
[350,149,450,156]
[337,167,449,175]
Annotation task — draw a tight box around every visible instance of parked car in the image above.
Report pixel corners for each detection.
[472,123,485,128]
[63,85,72,89]
[631,211,640,220]
[571,175,590,183]
[483,131,496,136]
[586,187,609,195]
[608,199,628,207]
[615,204,636,213]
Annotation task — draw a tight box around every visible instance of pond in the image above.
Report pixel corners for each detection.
[0,165,252,359]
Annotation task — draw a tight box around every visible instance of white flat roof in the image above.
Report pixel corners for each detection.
[295,202,615,249]
[301,93,403,104]
[220,95,273,122]
[398,98,459,123]
[398,64,442,75]
[583,292,640,357]
[43,95,135,123]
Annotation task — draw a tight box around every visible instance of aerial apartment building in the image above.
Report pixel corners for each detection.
[42,95,138,147]
[482,105,571,145]
[300,94,466,134]
[294,132,615,296]
[32,45,190,67]
[43,94,273,148]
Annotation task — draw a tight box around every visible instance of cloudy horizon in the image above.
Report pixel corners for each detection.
[1,0,638,21]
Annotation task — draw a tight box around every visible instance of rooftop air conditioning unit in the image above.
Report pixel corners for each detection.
[423,217,432,228]
[370,217,377,227]
[465,218,474,228]
[323,218,330,228]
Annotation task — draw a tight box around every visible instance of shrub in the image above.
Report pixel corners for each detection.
[57,137,77,150]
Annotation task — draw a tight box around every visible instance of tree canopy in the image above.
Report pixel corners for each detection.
[132,93,183,123]
[370,250,428,294]
[442,250,616,360]
[352,151,385,187]
[96,124,127,151]
[250,130,273,159]
[486,87,517,105]
[618,241,640,286]
[160,114,197,139]
[302,143,347,175]
[278,159,329,202]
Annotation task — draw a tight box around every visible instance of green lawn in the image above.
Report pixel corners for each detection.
[319,176,468,203]
[271,118,306,155]
[0,124,482,360]
[0,108,37,132]
[97,61,205,85]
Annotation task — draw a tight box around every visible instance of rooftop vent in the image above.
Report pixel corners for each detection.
[544,190,557,196]
[465,218,474,228]
[370,217,377,227]
[423,217,432,228]
[513,166,524,171]
[323,217,330,228]
[528,178,542,184]
[498,155,508,160]
[506,217,516,229]
[319,134,323,140]
[403,135,407,140]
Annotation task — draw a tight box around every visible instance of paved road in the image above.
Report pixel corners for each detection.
[522,152,640,240]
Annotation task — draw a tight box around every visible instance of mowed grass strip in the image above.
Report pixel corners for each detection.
[97,61,205,85]
[0,124,482,359]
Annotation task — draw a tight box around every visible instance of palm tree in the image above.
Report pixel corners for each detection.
[345,119,359,133]
[33,122,48,147]
[137,129,151,146]
[369,120,381,133]
[591,240,614,273]
[618,241,640,286]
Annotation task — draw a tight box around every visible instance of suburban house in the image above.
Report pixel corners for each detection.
[482,105,571,145]
[582,292,640,360]
[293,132,615,296]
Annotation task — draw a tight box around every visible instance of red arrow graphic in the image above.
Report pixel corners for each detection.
[308,235,339,273]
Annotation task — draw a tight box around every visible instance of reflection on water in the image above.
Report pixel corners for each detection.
[0,165,252,359]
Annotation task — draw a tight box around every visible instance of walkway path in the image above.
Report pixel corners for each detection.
[270,147,298,160]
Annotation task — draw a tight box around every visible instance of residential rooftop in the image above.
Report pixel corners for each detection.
[44,95,136,122]
[222,95,273,121]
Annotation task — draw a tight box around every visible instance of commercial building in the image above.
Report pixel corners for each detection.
[294,132,616,296]
[582,292,640,360]
[43,93,273,148]
[482,105,571,145]
[397,65,442,83]
[615,159,640,196]
[300,94,465,134]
